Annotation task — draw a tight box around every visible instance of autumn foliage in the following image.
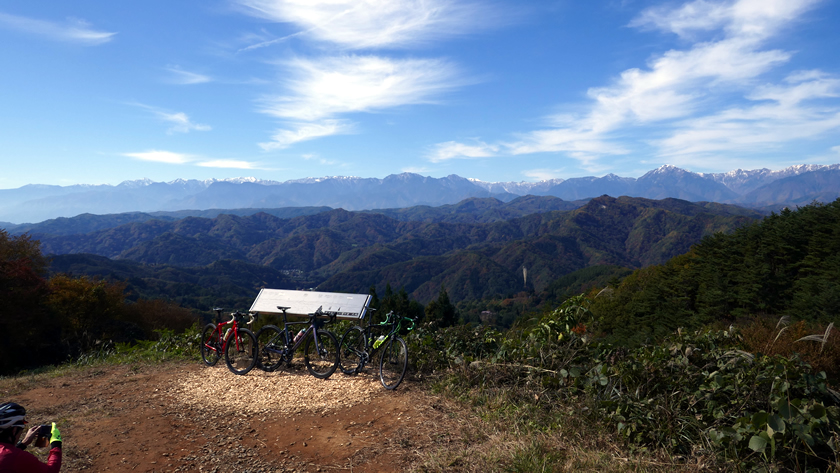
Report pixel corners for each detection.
[0,230,196,375]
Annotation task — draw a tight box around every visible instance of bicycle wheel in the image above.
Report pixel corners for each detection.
[200,323,221,366]
[379,337,408,390]
[304,329,339,379]
[338,326,366,375]
[224,328,258,375]
[255,325,285,372]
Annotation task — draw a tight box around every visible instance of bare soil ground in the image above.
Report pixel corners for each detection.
[2,361,462,472]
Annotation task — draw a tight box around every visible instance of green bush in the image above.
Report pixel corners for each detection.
[425,294,840,470]
[76,324,201,366]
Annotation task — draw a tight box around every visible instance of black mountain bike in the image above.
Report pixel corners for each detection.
[254,306,340,379]
[338,311,415,390]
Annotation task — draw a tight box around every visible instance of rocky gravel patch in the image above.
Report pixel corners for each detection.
[170,364,384,416]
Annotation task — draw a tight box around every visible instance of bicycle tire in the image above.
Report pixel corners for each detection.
[200,323,221,366]
[304,329,339,379]
[338,326,366,375]
[224,328,258,375]
[379,336,408,390]
[255,325,285,372]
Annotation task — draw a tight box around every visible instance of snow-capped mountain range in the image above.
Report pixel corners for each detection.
[1,164,839,224]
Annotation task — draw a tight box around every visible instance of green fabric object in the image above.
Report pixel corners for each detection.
[50,422,61,443]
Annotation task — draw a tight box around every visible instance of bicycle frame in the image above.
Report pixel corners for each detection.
[355,311,414,364]
[262,306,336,361]
[204,309,253,355]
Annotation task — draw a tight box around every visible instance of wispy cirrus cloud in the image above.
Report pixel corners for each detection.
[197,159,259,169]
[261,55,463,121]
[165,66,212,85]
[428,140,499,163]
[233,1,496,150]
[123,150,194,164]
[402,165,431,174]
[0,12,116,45]
[131,103,212,134]
[259,55,465,149]
[260,120,353,150]
[430,0,839,172]
[123,150,262,169]
[522,168,566,181]
[656,71,840,165]
[235,0,500,50]
[156,111,212,134]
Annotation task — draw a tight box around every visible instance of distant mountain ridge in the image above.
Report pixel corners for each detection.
[39,196,762,304]
[1,164,838,224]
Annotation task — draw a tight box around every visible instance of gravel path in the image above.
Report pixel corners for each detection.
[171,364,385,416]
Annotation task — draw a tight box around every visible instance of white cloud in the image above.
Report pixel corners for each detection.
[258,55,465,146]
[130,103,211,134]
[197,159,260,169]
[629,0,821,40]
[259,120,353,150]
[655,72,840,163]
[261,55,463,122]
[832,145,840,154]
[166,67,212,85]
[427,141,499,162]
[234,1,490,149]
[0,12,115,45]
[522,169,565,181]
[429,0,839,170]
[123,151,261,169]
[155,111,212,134]
[123,150,194,164]
[235,0,498,50]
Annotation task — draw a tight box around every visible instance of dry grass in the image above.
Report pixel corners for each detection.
[407,380,727,473]
[741,316,840,384]
[0,364,93,397]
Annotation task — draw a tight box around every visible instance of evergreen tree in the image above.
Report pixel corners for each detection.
[592,199,840,346]
[425,285,458,328]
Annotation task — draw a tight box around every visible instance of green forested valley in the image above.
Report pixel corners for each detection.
[36,195,759,308]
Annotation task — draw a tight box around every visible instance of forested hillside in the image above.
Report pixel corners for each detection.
[0,230,196,374]
[50,254,294,311]
[320,196,760,301]
[38,196,760,305]
[592,199,840,345]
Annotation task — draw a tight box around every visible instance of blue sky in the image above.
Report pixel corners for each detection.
[1,0,839,189]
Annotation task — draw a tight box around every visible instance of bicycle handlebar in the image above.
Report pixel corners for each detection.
[308,306,338,323]
[227,310,256,325]
[376,311,415,331]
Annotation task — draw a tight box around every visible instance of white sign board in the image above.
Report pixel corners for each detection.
[249,288,371,319]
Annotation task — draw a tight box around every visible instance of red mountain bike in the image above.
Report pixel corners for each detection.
[200,308,258,375]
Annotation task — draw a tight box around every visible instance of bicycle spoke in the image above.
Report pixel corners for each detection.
[339,326,366,375]
[256,325,285,372]
[304,329,338,379]
[379,337,408,390]
[225,328,257,375]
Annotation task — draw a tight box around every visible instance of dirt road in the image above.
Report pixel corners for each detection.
[2,361,460,472]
